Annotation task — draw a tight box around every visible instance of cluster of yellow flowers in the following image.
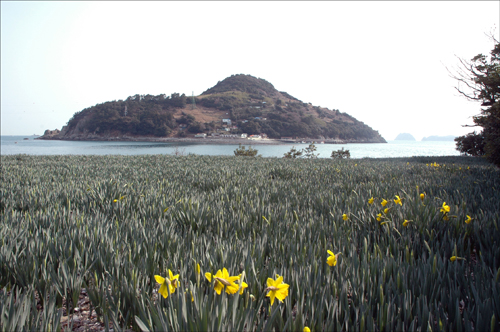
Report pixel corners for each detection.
[440,202,472,224]
[154,252,343,307]
[366,191,473,228]
[154,268,291,306]
[425,162,470,170]
[367,195,404,226]
[364,189,473,263]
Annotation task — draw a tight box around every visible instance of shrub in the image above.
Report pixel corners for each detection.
[283,146,303,158]
[303,143,319,159]
[454,131,485,156]
[234,144,259,157]
[331,147,351,159]
[283,143,318,158]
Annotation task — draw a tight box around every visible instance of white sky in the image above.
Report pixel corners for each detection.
[1,1,498,140]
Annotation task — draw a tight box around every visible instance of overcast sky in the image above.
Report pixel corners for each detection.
[1,1,498,140]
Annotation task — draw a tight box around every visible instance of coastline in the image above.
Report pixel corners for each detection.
[35,135,386,145]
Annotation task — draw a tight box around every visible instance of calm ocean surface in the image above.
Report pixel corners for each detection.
[1,136,460,159]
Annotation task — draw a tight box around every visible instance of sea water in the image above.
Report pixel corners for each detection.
[1,136,460,158]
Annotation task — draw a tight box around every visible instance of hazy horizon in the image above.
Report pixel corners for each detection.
[2,1,498,142]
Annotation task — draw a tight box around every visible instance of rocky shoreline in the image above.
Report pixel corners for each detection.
[35,128,386,145]
[35,135,386,145]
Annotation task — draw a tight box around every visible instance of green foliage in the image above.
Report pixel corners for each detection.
[187,121,205,133]
[177,113,195,125]
[1,155,499,330]
[64,93,185,138]
[302,143,319,159]
[453,41,500,167]
[233,144,259,157]
[331,147,351,159]
[283,146,303,159]
[239,120,262,136]
[283,143,318,158]
[0,286,62,331]
[201,74,278,97]
[454,131,485,156]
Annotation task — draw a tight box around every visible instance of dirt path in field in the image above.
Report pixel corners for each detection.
[60,288,132,332]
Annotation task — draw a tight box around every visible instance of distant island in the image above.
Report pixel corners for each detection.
[37,74,386,144]
[421,135,456,141]
[394,133,416,141]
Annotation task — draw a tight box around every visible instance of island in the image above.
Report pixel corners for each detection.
[394,133,416,141]
[37,74,386,144]
[421,135,456,141]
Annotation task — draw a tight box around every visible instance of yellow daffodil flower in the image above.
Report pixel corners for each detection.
[440,202,450,214]
[394,195,402,205]
[113,199,118,203]
[376,213,383,221]
[155,269,179,299]
[368,197,374,205]
[465,215,472,224]
[327,250,341,266]
[236,273,249,295]
[383,208,389,214]
[205,268,247,295]
[450,256,465,262]
[304,327,311,332]
[342,214,348,221]
[420,193,425,201]
[265,276,289,305]
[381,199,388,207]
[403,220,411,227]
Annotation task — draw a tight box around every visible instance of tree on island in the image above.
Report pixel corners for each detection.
[451,37,500,167]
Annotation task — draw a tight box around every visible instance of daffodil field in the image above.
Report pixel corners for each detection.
[1,154,499,331]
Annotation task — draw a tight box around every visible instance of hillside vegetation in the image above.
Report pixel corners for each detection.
[42,74,385,142]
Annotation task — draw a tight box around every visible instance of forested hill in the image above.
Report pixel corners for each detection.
[39,74,386,142]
